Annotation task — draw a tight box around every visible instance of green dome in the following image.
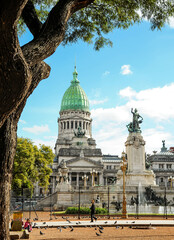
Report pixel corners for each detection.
[60,67,90,112]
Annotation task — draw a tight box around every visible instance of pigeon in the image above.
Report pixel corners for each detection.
[70,228,74,232]
[40,231,45,235]
[43,222,46,224]
[114,221,117,224]
[95,227,97,230]
[62,216,66,219]
[116,226,120,229]
[132,221,135,223]
[60,227,62,232]
[104,221,108,224]
[67,219,71,223]
[96,232,101,236]
[99,229,103,233]
[122,226,124,229]
[62,226,67,229]
[99,226,104,230]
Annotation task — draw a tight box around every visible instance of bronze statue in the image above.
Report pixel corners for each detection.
[127,108,143,133]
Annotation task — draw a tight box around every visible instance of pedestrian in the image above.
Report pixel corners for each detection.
[24,218,32,232]
[90,199,97,222]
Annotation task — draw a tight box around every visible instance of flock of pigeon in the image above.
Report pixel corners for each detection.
[32,217,139,237]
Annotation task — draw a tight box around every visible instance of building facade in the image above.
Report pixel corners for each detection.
[45,67,121,195]
[147,141,174,189]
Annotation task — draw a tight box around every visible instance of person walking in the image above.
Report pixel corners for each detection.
[90,199,97,222]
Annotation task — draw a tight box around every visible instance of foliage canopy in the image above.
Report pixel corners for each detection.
[12,137,54,195]
[19,0,174,50]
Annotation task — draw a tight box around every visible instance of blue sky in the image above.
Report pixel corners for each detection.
[18,19,174,156]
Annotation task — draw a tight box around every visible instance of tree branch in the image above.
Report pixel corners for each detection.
[14,61,51,122]
[21,0,42,38]
[22,0,94,65]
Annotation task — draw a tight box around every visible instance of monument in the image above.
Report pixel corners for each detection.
[117,108,156,186]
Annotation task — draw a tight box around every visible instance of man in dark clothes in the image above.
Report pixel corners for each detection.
[90,199,97,222]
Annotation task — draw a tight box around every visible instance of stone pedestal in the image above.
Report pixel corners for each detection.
[117,132,156,186]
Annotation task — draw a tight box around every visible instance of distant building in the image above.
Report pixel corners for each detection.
[35,67,121,196]
[147,140,174,188]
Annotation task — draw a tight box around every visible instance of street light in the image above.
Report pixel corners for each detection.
[121,151,128,219]
[168,176,174,189]
[82,174,89,189]
[90,169,98,187]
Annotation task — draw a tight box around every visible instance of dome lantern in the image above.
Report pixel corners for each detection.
[60,66,90,112]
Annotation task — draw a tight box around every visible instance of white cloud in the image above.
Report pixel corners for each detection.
[91,82,174,155]
[33,136,57,151]
[89,99,108,105]
[121,65,133,75]
[23,124,50,135]
[19,119,26,124]
[119,87,137,99]
[168,17,174,28]
[102,71,110,77]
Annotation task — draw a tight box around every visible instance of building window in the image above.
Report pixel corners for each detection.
[67,121,69,129]
[167,164,172,169]
[71,121,73,129]
[160,178,163,182]
[106,165,112,170]
[72,177,77,181]
[79,121,81,128]
[159,164,164,169]
[75,121,77,129]
[64,122,66,129]
[83,122,85,129]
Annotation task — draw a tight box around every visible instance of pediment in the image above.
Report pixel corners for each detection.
[66,157,102,168]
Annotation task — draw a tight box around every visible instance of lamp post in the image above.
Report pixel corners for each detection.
[82,174,89,189]
[78,183,81,219]
[168,176,174,189]
[121,151,128,219]
[90,169,98,187]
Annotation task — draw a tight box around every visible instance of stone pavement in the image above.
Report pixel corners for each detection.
[32,219,174,228]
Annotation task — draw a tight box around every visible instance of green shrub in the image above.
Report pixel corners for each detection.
[96,207,108,214]
[65,207,108,214]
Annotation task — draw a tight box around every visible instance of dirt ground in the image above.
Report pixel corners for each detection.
[29,226,174,240]
[14,212,174,240]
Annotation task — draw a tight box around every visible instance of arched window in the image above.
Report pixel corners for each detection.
[64,122,66,129]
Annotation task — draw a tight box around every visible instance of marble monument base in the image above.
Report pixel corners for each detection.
[117,169,156,186]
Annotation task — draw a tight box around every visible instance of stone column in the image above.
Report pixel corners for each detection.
[76,173,79,186]
[83,174,87,188]
[99,172,103,186]
[91,173,94,187]
[69,172,72,185]
[165,177,168,187]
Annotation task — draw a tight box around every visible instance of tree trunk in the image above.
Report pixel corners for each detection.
[0,114,18,240]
